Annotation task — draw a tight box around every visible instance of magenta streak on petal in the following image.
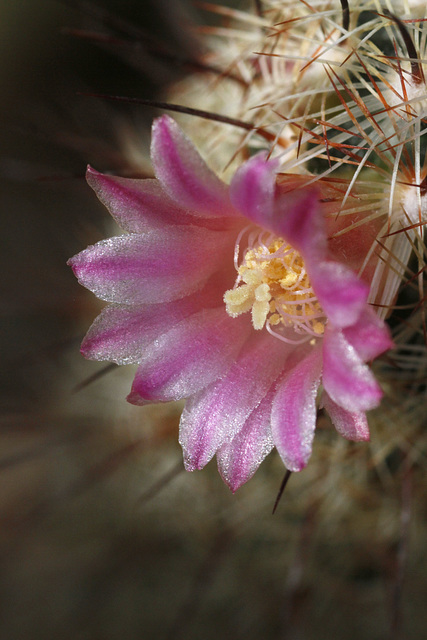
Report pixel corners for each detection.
[321,392,370,442]
[229,152,278,224]
[151,115,238,218]
[271,347,322,472]
[80,277,227,365]
[68,226,233,305]
[310,261,369,329]
[86,168,198,232]
[179,333,292,472]
[343,307,393,361]
[273,189,324,259]
[322,328,383,413]
[127,308,251,404]
[216,386,276,492]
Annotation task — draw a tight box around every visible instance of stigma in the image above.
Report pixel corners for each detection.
[224,233,326,342]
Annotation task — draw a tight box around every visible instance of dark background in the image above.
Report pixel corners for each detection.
[1,2,427,639]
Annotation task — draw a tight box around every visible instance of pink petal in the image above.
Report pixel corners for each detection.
[273,188,324,260]
[326,209,385,286]
[322,328,383,412]
[229,152,278,224]
[271,348,322,472]
[321,392,370,442]
[80,282,225,364]
[151,116,237,218]
[216,388,275,492]
[343,307,393,361]
[86,168,197,232]
[68,227,232,304]
[127,308,251,403]
[179,333,291,472]
[229,156,326,264]
[311,261,369,328]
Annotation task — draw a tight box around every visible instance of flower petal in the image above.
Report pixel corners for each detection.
[326,210,384,285]
[273,188,325,260]
[343,307,393,361]
[321,392,370,442]
[311,261,369,328]
[80,281,225,364]
[271,348,322,472]
[179,333,290,471]
[229,152,278,224]
[68,227,232,304]
[151,115,236,218]
[127,308,251,403]
[86,168,197,233]
[216,388,275,492]
[322,328,383,412]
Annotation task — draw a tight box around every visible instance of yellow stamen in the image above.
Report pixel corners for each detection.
[224,236,327,340]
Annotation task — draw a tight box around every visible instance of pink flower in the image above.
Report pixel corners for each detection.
[68,116,392,491]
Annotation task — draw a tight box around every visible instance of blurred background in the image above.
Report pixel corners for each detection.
[1,1,427,638]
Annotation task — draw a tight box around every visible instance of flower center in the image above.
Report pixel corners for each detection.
[224,231,326,343]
